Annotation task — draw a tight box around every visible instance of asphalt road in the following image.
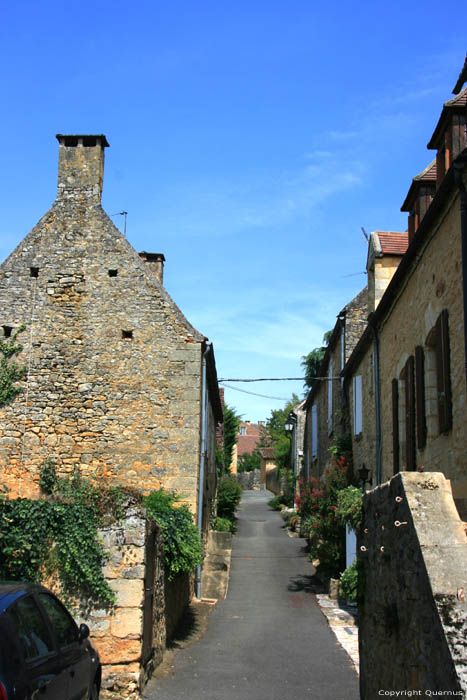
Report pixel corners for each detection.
[144,489,360,700]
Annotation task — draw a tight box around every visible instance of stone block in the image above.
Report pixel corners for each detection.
[109,579,144,608]
[94,637,141,664]
[110,608,143,638]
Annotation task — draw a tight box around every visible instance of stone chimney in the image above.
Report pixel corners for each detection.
[139,252,165,285]
[56,134,109,201]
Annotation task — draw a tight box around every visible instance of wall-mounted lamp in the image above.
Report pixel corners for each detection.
[358,464,372,491]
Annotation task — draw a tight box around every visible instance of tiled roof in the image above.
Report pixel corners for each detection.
[444,86,467,108]
[413,160,437,182]
[401,160,437,212]
[428,86,467,149]
[238,434,260,456]
[453,55,467,94]
[374,231,409,256]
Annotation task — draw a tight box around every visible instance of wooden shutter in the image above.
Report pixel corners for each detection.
[405,356,416,471]
[392,378,399,475]
[435,309,452,434]
[415,345,427,449]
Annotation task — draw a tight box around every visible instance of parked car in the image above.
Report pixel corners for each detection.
[0,581,101,699]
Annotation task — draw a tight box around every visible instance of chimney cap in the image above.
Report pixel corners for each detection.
[56,134,110,147]
[139,252,166,262]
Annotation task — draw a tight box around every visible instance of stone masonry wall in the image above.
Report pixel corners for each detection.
[0,139,207,515]
[359,472,467,698]
[72,507,166,699]
[377,185,467,515]
[345,344,377,480]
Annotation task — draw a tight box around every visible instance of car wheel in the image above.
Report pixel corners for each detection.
[89,682,99,700]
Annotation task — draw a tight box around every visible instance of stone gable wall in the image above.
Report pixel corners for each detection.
[359,472,467,697]
[0,197,206,513]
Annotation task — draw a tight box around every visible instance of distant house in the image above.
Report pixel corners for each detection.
[230,420,263,473]
[0,134,223,529]
[344,78,467,517]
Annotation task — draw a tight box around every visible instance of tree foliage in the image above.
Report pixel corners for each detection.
[259,394,299,471]
[237,450,261,473]
[222,403,241,473]
[301,330,332,391]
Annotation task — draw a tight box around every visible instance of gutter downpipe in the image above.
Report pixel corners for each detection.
[453,161,467,386]
[196,341,212,600]
[369,317,382,485]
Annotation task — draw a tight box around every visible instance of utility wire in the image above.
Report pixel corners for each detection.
[218,377,341,382]
[220,382,291,401]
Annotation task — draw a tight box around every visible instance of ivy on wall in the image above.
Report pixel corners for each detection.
[0,464,122,606]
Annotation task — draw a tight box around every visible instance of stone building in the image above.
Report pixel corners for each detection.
[302,287,367,479]
[343,78,467,517]
[343,231,408,485]
[0,134,223,527]
[229,420,263,473]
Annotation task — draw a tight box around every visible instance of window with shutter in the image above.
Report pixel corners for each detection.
[392,378,399,475]
[415,345,427,449]
[435,309,452,434]
[405,355,416,471]
[353,375,362,435]
[312,404,318,458]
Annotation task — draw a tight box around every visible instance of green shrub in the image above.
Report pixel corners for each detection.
[214,517,234,533]
[268,495,284,510]
[339,558,365,603]
[335,486,363,532]
[144,489,203,580]
[217,477,242,521]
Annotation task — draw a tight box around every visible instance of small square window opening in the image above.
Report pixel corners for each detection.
[122,330,133,340]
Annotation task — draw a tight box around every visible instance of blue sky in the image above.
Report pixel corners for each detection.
[1,1,466,421]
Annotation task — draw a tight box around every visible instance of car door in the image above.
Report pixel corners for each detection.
[37,592,93,700]
[8,594,68,699]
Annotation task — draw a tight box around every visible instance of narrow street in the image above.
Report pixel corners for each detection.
[144,490,360,700]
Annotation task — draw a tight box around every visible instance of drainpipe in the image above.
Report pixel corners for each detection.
[453,161,467,386]
[369,317,382,485]
[196,341,212,599]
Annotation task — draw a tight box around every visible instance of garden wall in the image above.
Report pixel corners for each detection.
[359,472,467,698]
[73,507,166,699]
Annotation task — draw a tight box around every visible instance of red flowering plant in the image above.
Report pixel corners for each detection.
[297,449,353,578]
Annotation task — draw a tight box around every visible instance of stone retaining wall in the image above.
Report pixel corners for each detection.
[359,472,467,697]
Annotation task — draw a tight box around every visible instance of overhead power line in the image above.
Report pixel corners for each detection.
[218,377,303,382]
[220,383,291,401]
[218,377,342,383]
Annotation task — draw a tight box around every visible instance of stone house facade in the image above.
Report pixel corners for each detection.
[343,79,467,517]
[344,231,408,484]
[302,287,367,479]
[0,133,223,531]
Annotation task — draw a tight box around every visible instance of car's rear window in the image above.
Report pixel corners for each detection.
[8,596,54,661]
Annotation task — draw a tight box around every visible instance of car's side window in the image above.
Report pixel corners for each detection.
[9,596,54,661]
[38,593,79,648]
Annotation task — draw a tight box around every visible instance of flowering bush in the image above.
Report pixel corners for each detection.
[297,453,352,577]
